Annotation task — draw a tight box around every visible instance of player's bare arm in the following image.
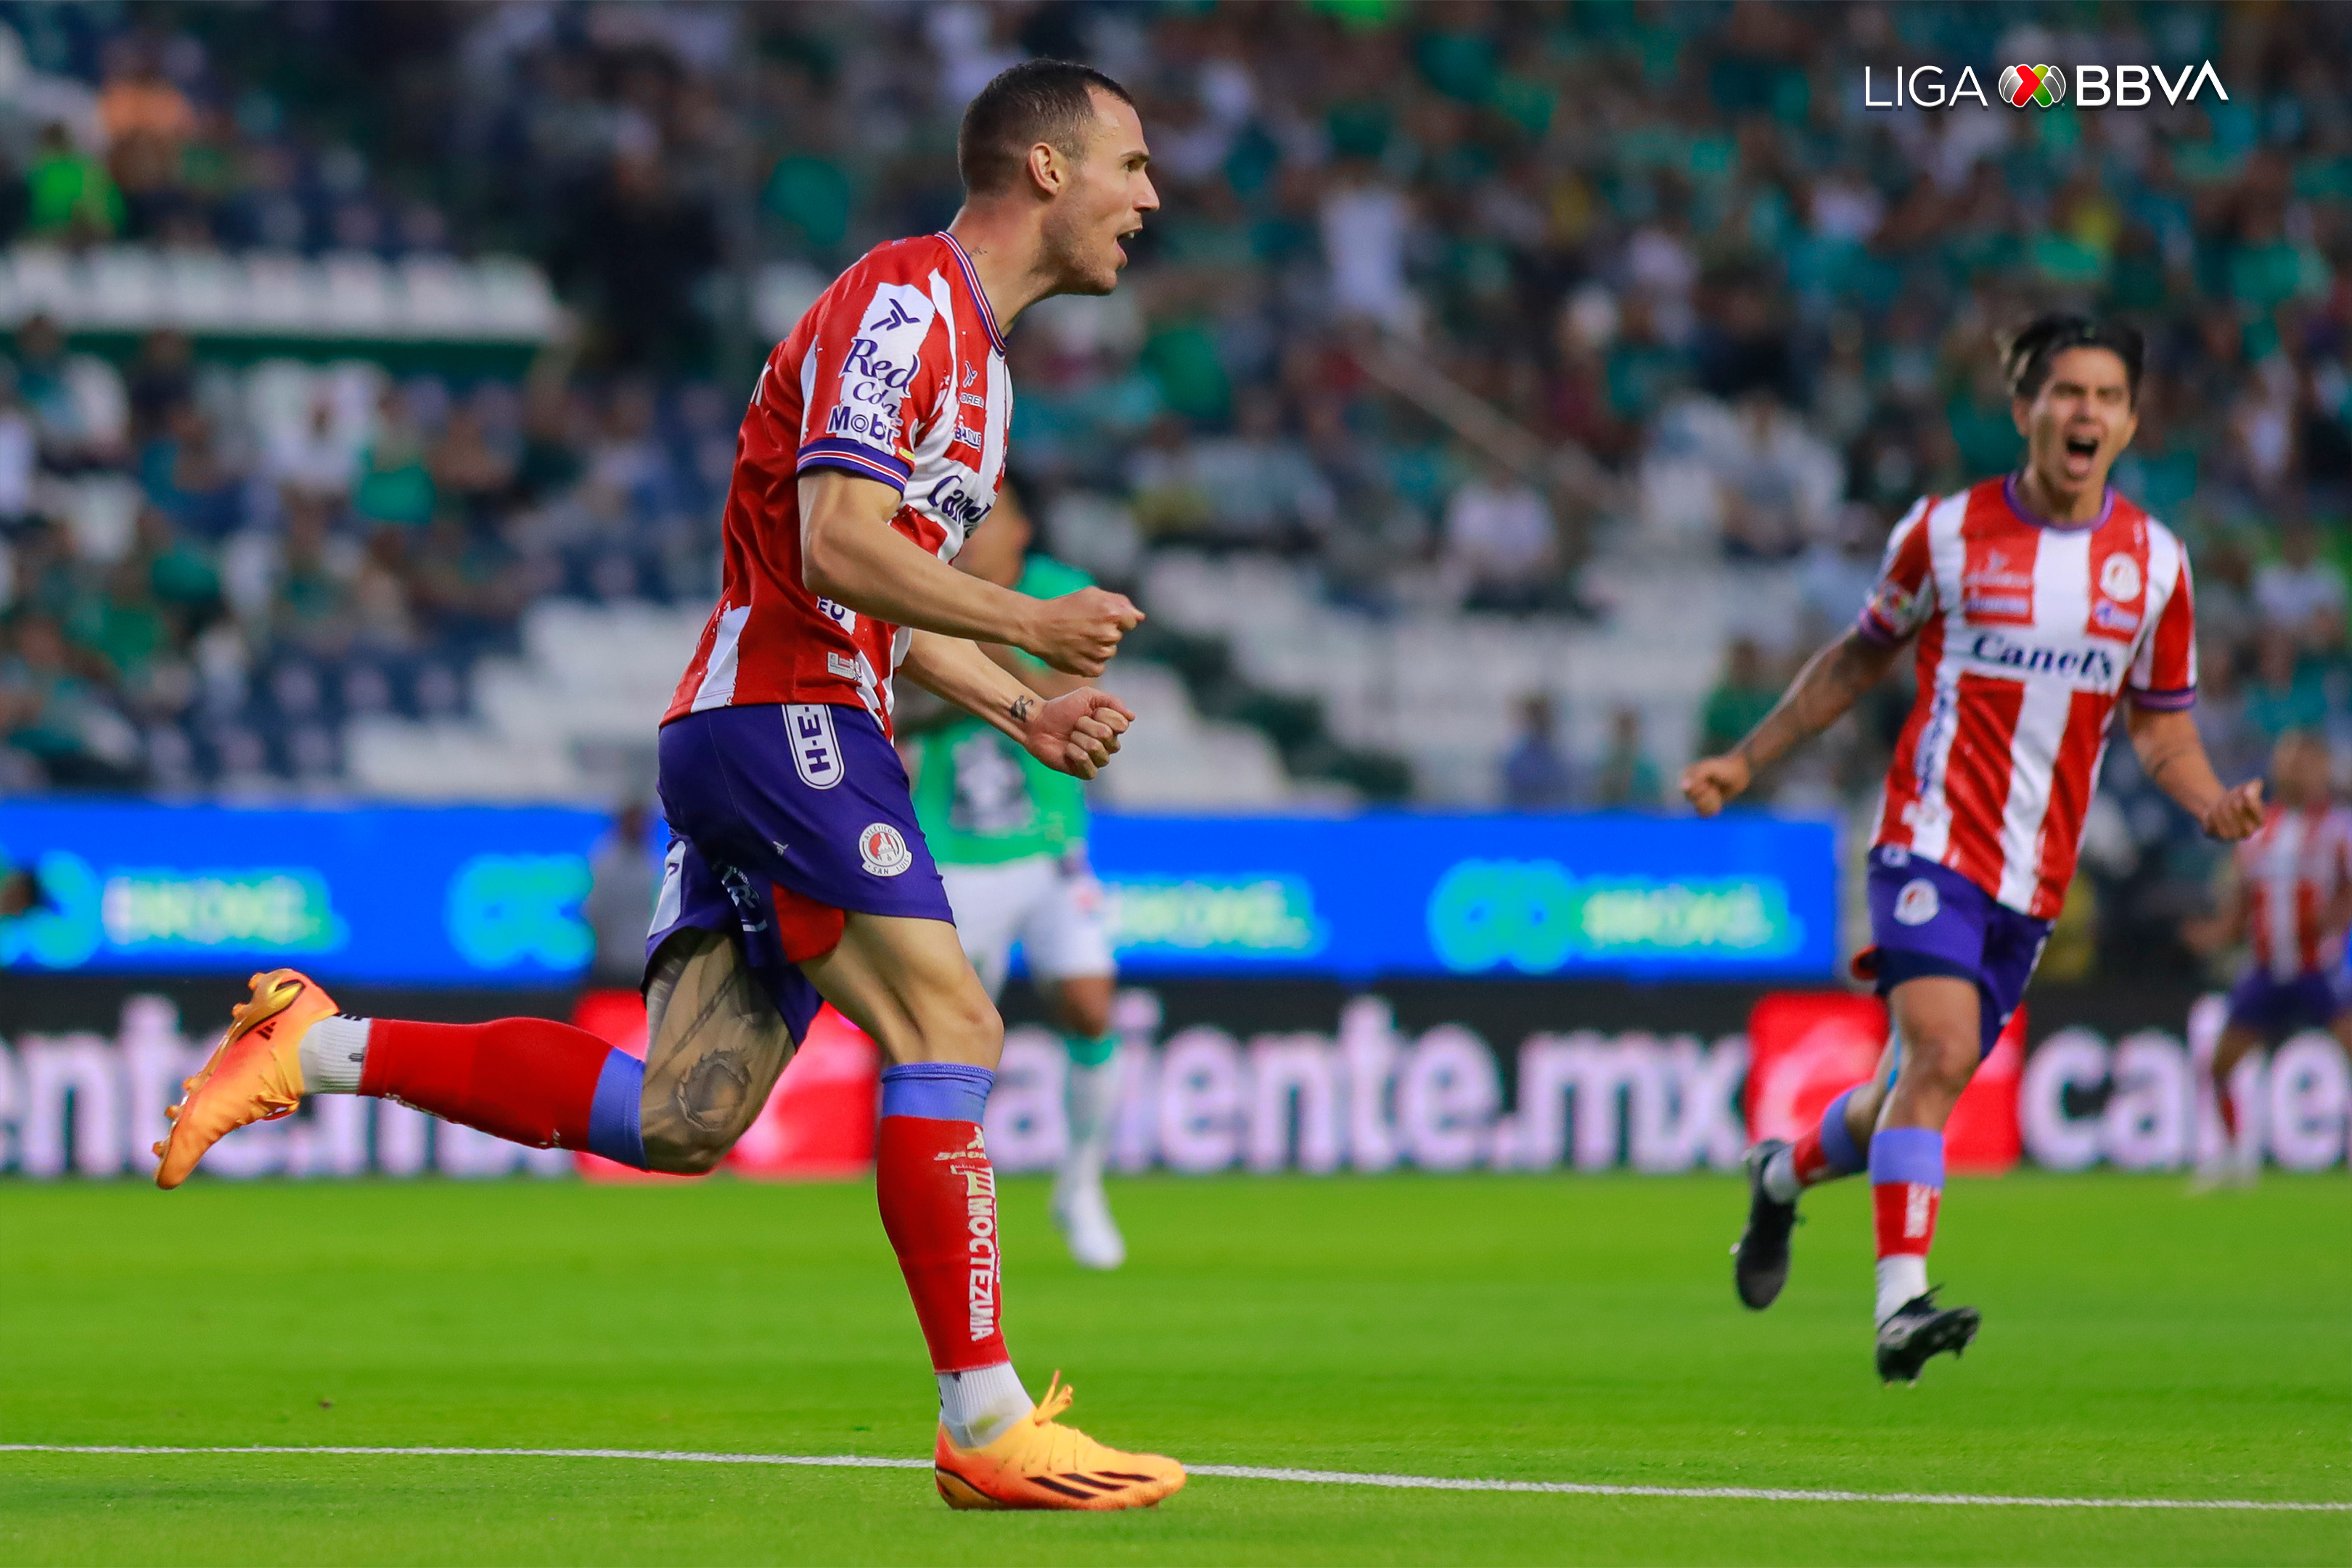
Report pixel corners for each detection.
[800,472,1143,676]
[900,628,1132,780]
[2124,705,2263,841]
[1680,629,1903,816]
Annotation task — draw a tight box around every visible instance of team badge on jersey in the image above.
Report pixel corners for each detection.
[1893,877,1941,926]
[860,822,914,877]
[2099,554,2142,600]
[785,703,846,790]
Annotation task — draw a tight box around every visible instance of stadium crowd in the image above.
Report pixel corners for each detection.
[1,1,2350,975]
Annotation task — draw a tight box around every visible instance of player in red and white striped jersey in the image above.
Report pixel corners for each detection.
[154,60,1185,1512]
[2187,729,2352,1183]
[1683,315,2266,1382]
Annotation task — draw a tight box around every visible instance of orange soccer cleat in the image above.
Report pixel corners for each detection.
[932,1373,1185,1511]
[152,969,340,1189]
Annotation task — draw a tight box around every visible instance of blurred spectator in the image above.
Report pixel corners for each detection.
[1443,455,1557,613]
[1700,637,1779,780]
[1591,707,1663,808]
[2242,628,2330,741]
[1499,692,1576,810]
[24,120,123,241]
[2253,523,2346,646]
[582,800,657,985]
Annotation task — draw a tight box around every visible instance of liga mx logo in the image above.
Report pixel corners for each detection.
[2001,63,2066,108]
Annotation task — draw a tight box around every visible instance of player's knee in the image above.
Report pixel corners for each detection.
[1902,1030,1978,1096]
[642,1130,732,1176]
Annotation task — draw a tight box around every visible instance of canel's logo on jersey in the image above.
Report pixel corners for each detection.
[927,472,994,530]
[859,823,914,877]
[1965,631,2119,683]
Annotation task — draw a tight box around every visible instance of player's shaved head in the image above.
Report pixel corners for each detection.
[959,59,1134,199]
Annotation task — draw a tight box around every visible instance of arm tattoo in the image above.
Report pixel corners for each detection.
[1008,695,1034,724]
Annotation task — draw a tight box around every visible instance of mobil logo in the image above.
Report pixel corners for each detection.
[927,472,994,530]
[825,403,901,440]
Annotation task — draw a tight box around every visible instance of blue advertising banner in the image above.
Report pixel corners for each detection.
[0,800,608,985]
[1086,811,1838,981]
[0,803,1839,985]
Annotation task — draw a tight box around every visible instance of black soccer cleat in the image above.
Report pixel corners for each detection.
[1874,1291,1980,1384]
[1732,1138,1799,1310]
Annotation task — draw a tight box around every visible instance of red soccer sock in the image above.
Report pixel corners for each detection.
[2216,1081,2240,1140]
[874,1064,1008,1374]
[356,1017,647,1167]
[1869,1127,1943,1321]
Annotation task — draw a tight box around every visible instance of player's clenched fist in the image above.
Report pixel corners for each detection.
[1020,686,1135,780]
[1679,752,1751,818]
[2200,778,2266,842]
[1025,587,1144,676]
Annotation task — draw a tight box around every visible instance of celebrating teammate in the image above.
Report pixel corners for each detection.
[907,492,1131,1270]
[2184,729,2352,1186]
[1683,314,2265,1382]
[151,61,1187,1511]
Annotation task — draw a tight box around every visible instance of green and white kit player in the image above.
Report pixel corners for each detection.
[907,497,1127,1269]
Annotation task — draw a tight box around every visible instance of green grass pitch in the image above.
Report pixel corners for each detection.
[1,1170,2344,1565]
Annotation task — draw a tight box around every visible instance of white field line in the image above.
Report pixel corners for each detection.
[2,1444,2345,1513]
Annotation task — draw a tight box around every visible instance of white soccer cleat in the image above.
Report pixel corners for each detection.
[1052,1173,1126,1271]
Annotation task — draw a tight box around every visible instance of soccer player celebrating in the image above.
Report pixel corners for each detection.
[2186,728,2352,1187]
[1683,314,2265,1382]
[906,490,1131,1270]
[151,61,1187,1511]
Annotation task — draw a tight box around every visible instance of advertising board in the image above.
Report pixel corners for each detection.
[0,803,1842,985]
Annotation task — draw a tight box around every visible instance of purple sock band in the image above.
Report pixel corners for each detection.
[586,1048,647,1168]
[880,1062,995,1122]
[1869,1126,1945,1189]
[1816,1086,1867,1175]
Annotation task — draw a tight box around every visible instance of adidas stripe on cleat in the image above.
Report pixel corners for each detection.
[152,969,339,1189]
[932,1373,1184,1511]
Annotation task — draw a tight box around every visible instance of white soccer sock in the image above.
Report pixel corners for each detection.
[937,1362,1031,1449]
[298,1014,372,1094]
[1060,1056,1121,1189]
[1761,1145,1800,1204]
[1874,1255,1929,1326]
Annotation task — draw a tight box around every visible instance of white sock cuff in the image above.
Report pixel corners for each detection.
[298,1014,372,1095]
[937,1363,1031,1450]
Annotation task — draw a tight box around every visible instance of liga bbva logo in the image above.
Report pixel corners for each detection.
[1865,59,2224,110]
[2000,63,2065,109]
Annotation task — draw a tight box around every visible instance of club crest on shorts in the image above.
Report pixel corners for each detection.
[1893,877,1940,926]
[784,703,845,789]
[859,821,914,877]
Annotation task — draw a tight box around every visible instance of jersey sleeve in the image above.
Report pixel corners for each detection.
[793,271,947,495]
[2127,549,2197,708]
[1856,496,1938,645]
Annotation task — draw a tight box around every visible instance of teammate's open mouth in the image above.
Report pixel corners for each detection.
[2061,434,2100,475]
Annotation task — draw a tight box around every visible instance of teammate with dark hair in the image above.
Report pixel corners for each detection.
[1684,313,2264,1382]
[152,59,1184,1511]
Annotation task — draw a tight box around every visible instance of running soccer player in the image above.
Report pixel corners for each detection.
[151,60,1187,1511]
[2187,728,2352,1186]
[908,492,1129,1270]
[1683,313,2266,1382]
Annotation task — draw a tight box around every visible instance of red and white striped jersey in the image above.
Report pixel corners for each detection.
[665,231,1013,734]
[2237,803,2352,979]
[1861,475,2198,919]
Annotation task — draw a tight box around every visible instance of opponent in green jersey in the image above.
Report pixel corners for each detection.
[909,553,1096,869]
